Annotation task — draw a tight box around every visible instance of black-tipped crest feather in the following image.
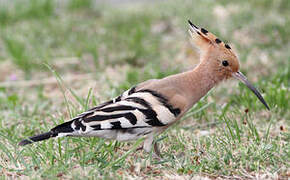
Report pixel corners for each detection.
[188,20,198,29]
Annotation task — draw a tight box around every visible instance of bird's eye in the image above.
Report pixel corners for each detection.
[222,60,229,67]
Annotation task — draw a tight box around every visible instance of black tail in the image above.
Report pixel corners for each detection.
[18,131,56,146]
[19,120,75,146]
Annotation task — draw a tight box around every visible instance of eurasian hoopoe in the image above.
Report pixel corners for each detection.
[19,20,270,157]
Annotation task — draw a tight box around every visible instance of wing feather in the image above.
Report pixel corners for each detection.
[71,87,181,136]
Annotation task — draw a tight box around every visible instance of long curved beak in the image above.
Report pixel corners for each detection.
[232,71,270,110]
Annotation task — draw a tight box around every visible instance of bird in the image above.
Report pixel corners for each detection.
[19,20,270,157]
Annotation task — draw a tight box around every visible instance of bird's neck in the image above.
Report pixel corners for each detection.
[178,63,220,108]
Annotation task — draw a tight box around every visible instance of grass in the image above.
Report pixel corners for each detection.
[0,0,289,179]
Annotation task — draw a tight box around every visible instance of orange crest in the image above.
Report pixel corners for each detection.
[188,20,240,73]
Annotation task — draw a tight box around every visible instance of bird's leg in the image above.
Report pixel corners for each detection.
[143,134,162,159]
[143,134,153,153]
[153,142,162,158]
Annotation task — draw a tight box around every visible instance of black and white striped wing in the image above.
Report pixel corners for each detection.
[64,87,181,141]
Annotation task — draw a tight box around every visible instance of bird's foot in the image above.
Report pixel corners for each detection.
[136,146,143,152]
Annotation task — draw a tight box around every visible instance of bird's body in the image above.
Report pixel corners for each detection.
[19,21,269,156]
[19,68,215,153]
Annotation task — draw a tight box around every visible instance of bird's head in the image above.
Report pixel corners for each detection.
[188,20,269,110]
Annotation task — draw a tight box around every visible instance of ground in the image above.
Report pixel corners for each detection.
[0,0,289,179]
